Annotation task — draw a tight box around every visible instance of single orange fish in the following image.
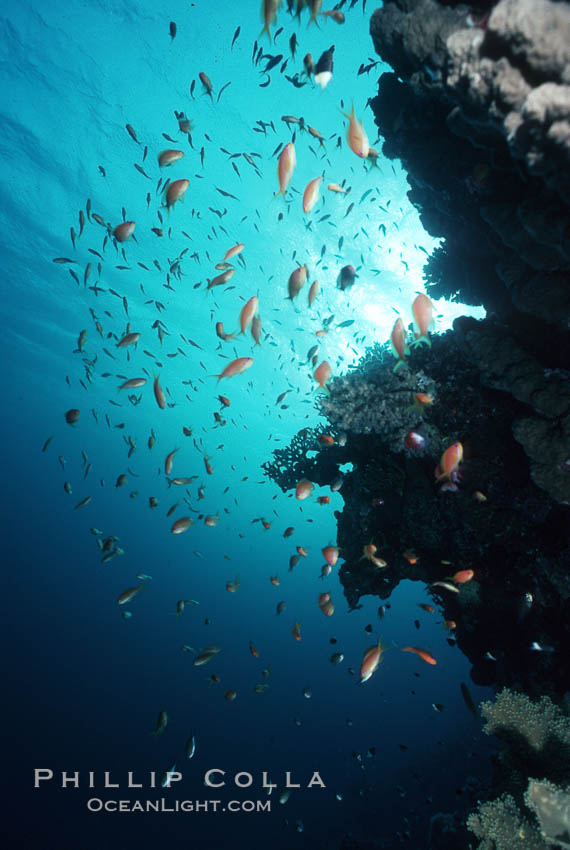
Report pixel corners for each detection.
[411,293,434,347]
[402,647,437,665]
[390,317,408,372]
[360,638,388,683]
[436,442,463,482]
[291,621,301,641]
[249,641,259,658]
[322,545,339,566]
[314,361,332,390]
[213,357,254,382]
[451,569,474,584]
[295,479,314,500]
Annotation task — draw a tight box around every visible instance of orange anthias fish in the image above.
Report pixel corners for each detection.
[208,268,235,290]
[164,178,189,209]
[199,71,214,99]
[360,638,388,683]
[411,293,434,347]
[251,315,262,345]
[239,296,258,334]
[435,442,463,483]
[276,142,296,198]
[249,641,259,658]
[317,496,330,505]
[113,221,135,242]
[287,264,307,300]
[418,604,435,614]
[226,576,241,593]
[222,243,244,263]
[450,569,474,584]
[214,357,254,382]
[414,393,434,408]
[402,647,437,665]
[270,575,280,586]
[322,545,339,566]
[314,360,332,390]
[158,149,184,167]
[295,479,314,500]
[291,621,302,641]
[153,374,166,409]
[390,318,409,372]
[343,105,369,159]
[317,434,334,446]
[302,177,322,214]
[308,279,319,307]
[318,592,334,617]
[328,183,349,194]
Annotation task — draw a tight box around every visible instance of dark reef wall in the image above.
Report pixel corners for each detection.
[369,0,570,498]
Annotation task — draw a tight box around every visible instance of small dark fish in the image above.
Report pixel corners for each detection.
[126,124,139,144]
[190,79,196,98]
[134,164,151,179]
[263,54,283,73]
[289,33,297,59]
[336,320,355,329]
[216,187,239,200]
[217,81,231,103]
[460,682,478,718]
[169,21,177,40]
[231,26,240,49]
[259,75,271,88]
[285,74,307,88]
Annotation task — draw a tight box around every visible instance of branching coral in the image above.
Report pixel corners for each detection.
[525,779,570,848]
[481,689,570,782]
[318,356,439,455]
[467,793,546,850]
[468,691,570,848]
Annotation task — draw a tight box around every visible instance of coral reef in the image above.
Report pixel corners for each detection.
[466,689,570,848]
[467,792,546,850]
[263,333,570,694]
[525,780,570,849]
[481,689,570,784]
[369,0,570,330]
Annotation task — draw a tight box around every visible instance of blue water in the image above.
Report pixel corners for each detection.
[2,1,492,847]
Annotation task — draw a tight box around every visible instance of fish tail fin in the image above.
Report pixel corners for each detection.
[259,23,272,41]
[392,359,406,373]
[307,13,320,28]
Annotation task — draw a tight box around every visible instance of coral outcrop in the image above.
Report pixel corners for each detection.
[369,0,570,331]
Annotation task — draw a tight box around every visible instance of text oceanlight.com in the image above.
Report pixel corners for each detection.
[86,798,271,813]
